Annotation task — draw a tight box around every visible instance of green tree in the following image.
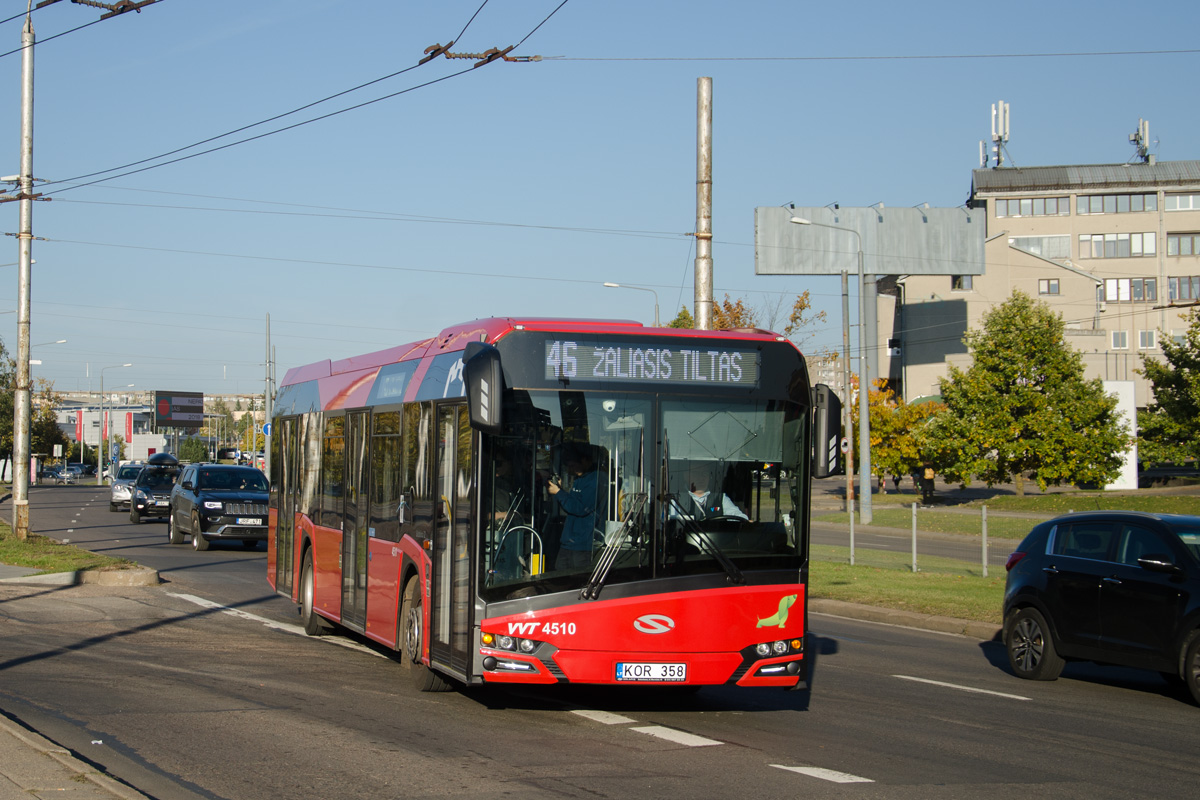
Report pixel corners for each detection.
[667,306,695,329]
[179,436,208,463]
[930,291,1127,495]
[1138,309,1200,464]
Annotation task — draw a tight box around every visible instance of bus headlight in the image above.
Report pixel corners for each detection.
[755,643,771,657]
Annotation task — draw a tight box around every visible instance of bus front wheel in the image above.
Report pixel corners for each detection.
[401,576,452,692]
[300,550,330,636]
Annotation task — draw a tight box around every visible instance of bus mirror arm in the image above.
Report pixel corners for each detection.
[464,342,504,433]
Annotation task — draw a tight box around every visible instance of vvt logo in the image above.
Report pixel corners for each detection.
[633,614,675,634]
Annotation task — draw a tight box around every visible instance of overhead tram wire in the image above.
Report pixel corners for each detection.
[0,0,164,59]
[43,1,568,194]
[549,47,1200,63]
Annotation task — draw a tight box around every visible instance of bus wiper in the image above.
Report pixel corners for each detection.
[666,496,745,585]
[580,493,648,601]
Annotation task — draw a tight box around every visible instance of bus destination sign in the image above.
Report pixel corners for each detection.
[545,339,759,387]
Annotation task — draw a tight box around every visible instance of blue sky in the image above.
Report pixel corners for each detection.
[1,0,1196,396]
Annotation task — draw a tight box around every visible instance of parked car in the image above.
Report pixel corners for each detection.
[1003,511,1200,704]
[37,467,68,484]
[129,453,181,524]
[167,463,269,551]
[108,462,144,512]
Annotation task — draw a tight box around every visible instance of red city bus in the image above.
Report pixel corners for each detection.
[268,317,839,691]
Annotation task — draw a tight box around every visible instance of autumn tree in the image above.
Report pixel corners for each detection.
[30,377,70,460]
[669,292,826,343]
[1138,309,1200,464]
[856,379,944,492]
[930,291,1127,495]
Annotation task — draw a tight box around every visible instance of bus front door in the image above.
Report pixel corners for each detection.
[341,410,370,630]
[430,403,473,675]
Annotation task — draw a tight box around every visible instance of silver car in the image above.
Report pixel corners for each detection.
[108,462,143,511]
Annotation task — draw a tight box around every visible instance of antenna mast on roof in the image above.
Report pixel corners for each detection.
[991,100,1010,168]
[1129,118,1154,164]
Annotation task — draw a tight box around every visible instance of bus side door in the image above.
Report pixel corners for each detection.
[341,409,370,631]
[430,402,474,676]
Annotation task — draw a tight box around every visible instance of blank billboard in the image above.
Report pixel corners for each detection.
[755,206,985,277]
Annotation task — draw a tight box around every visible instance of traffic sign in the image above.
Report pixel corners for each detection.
[839,437,849,453]
[262,422,272,437]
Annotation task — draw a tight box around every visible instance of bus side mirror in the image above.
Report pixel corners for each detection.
[812,383,843,478]
[463,342,503,433]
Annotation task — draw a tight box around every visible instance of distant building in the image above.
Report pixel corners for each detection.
[887,159,1200,407]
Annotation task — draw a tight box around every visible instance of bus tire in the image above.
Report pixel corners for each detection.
[300,549,330,636]
[402,575,452,692]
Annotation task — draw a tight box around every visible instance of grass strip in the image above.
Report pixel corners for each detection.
[811,546,1005,624]
[0,523,136,574]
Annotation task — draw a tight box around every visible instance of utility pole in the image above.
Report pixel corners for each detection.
[11,13,35,539]
[264,314,273,478]
[8,1,158,538]
[694,77,714,330]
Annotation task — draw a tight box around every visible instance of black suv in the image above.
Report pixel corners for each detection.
[167,463,269,551]
[1003,511,1200,704]
[129,453,181,524]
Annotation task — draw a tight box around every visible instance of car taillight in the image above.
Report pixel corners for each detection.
[1005,551,1027,572]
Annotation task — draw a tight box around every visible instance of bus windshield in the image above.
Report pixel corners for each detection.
[479,390,805,601]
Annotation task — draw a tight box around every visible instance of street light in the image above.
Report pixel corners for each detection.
[96,363,131,485]
[790,216,874,524]
[603,282,660,327]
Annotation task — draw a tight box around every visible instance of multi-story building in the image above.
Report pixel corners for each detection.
[888,159,1200,407]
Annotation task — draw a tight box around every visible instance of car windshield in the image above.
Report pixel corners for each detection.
[197,468,268,492]
[137,469,178,489]
[117,466,141,480]
[1169,526,1200,562]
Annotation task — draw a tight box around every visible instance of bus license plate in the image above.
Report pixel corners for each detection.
[616,662,687,682]
[236,518,262,526]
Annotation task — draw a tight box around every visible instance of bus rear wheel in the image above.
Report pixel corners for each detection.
[401,576,452,692]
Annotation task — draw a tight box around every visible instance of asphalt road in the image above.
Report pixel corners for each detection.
[2,486,1199,799]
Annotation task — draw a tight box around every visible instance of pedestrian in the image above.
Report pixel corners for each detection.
[921,462,935,504]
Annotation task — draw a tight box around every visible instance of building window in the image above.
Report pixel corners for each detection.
[1167,233,1200,256]
[1078,232,1156,259]
[1139,330,1157,350]
[1165,193,1200,211]
[1111,330,1129,350]
[1168,276,1200,302]
[1038,278,1060,295]
[995,196,1070,218]
[1173,330,1187,346]
[951,275,973,291]
[1103,278,1157,303]
[1010,235,1071,260]
[1077,193,1157,214]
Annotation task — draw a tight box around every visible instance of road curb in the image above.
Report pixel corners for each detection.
[0,716,151,800]
[0,568,160,587]
[810,597,1002,641]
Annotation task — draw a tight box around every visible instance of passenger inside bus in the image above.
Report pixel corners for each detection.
[548,442,607,571]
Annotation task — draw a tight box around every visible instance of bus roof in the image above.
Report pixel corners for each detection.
[279,317,789,387]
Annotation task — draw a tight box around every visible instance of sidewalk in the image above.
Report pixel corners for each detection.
[0,715,150,800]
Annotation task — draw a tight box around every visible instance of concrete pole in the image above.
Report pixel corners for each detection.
[12,16,35,538]
[841,271,854,512]
[858,249,873,524]
[694,77,714,330]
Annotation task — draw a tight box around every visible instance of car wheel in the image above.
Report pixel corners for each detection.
[109,502,117,512]
[167,510,184,545]
[300,549,330,636]
[190,512,210,551]
[401,575,453,692]
[129,508,141,525]
[1005,607,1065,681]
[1183,633,1200,707]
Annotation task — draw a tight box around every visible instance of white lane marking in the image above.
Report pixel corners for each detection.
[572,709,635,725]
[771,764,874,783]
[167,592,384,658]
[893,674,1030,701]
[630,726,721,747]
